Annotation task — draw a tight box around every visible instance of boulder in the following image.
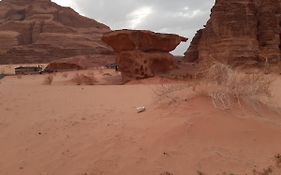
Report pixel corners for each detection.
[185,0,281,66]
[102,30,187,80]
[0,0,113,64]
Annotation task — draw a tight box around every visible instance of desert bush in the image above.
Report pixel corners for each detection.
[253,167,273,175]
[71,73,97,85]
[16,74,22,79]
[62,73,68,78]
[43,74,54,85]
[275,154,281,167]
[202,62,272,109]
[154,62,273,110]
[98,69,104,74]
[103,73,112,77]
[197,171,206,175]
[160,172,174,175]
[153,83,194,105]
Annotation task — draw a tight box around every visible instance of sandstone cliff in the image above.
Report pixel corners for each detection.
[0,0,113,64]
[185,0,281,66]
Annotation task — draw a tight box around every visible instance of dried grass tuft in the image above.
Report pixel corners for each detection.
[71,73,97,85]
[43,74,54,85]
[204,62,272,109]
[154,61,273,110]
[62,73,68,78]
[16,74,22,79]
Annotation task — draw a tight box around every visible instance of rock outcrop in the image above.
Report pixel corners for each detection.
[185,0,281,66]
[0,0,113,64]
[45,54,115,72]
[102,30,187,80]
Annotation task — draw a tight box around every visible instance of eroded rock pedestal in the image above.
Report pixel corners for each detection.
[102,30,187,80]
[185,0,281,66]
[0,0,113,64]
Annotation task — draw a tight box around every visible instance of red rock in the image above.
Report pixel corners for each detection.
[117,51,176,80]
[102,29,187,53]
[45,54,115,72]
[185,0,281,66]
[44,62,83,72]
[102,30,187,80]
[0,0,113,64]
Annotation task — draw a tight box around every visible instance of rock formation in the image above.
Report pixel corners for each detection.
[102,30,187,80]
[185,0,281,66]
[0,0,113,64]
[44,54,115,72]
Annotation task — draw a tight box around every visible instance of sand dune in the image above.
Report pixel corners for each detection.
[0,71,281,175]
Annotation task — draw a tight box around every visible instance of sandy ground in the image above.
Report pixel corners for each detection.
[0,70,281,175]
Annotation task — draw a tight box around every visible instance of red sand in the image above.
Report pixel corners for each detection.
[0,70,281,175]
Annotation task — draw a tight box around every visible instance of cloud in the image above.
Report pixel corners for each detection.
[127,6,153,29]
[54,0,215,55]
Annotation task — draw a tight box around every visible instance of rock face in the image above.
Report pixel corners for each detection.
[0,0,113,64]
[102,30,187,80]
[185,0,281,66]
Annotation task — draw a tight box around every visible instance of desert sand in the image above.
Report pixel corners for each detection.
[0,69,281,175]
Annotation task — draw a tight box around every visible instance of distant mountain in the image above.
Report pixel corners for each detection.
[0,0,113,64]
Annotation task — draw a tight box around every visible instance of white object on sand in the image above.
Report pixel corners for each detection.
[136,106,146,113]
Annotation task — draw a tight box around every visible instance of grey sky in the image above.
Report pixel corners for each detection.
[53,0,215,55]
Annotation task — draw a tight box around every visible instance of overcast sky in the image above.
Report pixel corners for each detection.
[53,0,215,55]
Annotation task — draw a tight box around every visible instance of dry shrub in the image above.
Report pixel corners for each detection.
[203,62,272,109]
[71,73,97,85]
[154,62,273,110]
[153,83,193,105]
[16,74,22,79]
[62,73,68,78]
[98,69,104,74]
[87,72,95,76]
[160,172,174,175]
[0,73,5,79]
[275,154,281,167]
[197,171,206,175]
[43,74,54,85]
[103,73,112,77]
[253,167,273,175]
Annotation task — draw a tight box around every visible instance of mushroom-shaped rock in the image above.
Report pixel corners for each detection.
[102,29,187,80]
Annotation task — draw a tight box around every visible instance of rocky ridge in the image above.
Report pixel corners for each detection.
[0,0,113,64]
